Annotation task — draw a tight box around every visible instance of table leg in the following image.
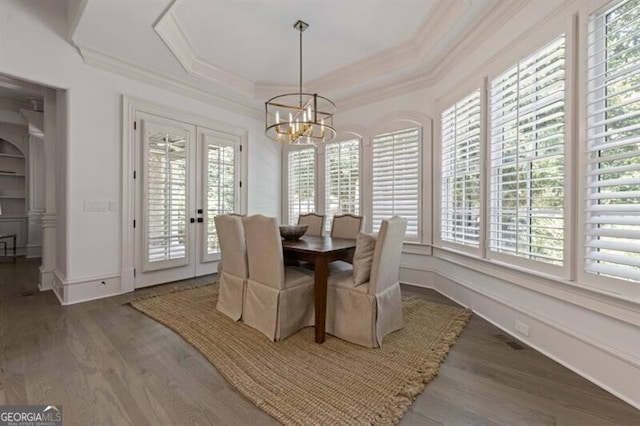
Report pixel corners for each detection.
[314,256,328,344]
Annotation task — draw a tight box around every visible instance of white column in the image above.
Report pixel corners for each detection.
[39,89,57,291]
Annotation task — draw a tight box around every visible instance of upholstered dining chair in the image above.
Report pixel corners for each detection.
[242,214,316,341]
[298,212,325,236]
[331,214,364,239]
[327,214,364,271]
[214,214,248,321]
[325,216,407,347]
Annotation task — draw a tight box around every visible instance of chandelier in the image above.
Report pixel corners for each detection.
[265,20,336,145]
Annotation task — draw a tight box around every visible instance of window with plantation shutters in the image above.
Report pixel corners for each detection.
[325,139,360,232]
[489,35,566,266]
[144,125,189,266]
[441,90,482,248]
[586,0,640,283]
[287,147,316,225]
[372,127,421,240]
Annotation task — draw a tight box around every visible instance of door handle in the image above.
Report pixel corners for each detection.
[197,218,203,223]
[197,208,203,214]
[190,218,195,223]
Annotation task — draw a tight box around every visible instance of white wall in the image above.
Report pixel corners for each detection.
[337,0,639,410]
[0,0,280,294]
[0,0,637,409]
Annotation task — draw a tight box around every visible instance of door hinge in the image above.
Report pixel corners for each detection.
[239,181,242,188]
[133,269,136,277]
[239,144,243,152]
[133,220,136,228]
[133,170,136,179]
[134,121,137,130]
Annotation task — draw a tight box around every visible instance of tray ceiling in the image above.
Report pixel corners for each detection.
[71,0,527,112]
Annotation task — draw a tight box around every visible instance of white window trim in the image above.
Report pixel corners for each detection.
[282,144,318,225]
[432,2,640,304]
[575,0,640,297]
[486,31,574,280]
[121,95,248,293]
[319,130,366,232]
[434,79,486,257]
[368,113,432,245]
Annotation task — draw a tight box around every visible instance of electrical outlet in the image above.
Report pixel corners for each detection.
[515,320,530,337]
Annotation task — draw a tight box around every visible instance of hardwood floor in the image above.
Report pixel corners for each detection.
[1,258,638,425]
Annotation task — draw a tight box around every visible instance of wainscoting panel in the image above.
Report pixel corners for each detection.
[399,256,640,410]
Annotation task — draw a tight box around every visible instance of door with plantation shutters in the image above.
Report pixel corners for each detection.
[133,112,242,288]
[196,127,241,275]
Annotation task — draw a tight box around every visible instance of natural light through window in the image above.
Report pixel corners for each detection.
[441,90,482,248]
[287,147,316,225]
[372,127,421,240]
[489,35,566,267]
[325,139,360,232]
[586,0,640,283]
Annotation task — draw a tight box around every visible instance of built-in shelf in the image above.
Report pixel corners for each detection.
[0,139,27,252]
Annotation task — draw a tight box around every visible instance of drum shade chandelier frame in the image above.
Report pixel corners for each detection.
[265,20,336,145]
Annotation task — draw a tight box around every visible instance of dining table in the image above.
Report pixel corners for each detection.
[282,235,356,343]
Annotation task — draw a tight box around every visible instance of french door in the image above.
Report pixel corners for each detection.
[134,112,241,288]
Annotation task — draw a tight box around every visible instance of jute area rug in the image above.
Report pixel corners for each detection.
[130,284,471,425]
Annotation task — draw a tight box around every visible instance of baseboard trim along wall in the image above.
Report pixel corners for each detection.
[399,259,640,411]
[53,270,122,305]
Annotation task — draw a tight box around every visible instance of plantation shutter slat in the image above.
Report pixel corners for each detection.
[325,139,360,232]
[288,148,316,225]
[372,127,421,240]
[145,130,188,264]
[205,143,237,255]
[489,35,566,267]
[585,0,640,283]
[440,90,482,248]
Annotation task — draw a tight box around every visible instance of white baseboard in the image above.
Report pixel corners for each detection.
[399,262,640,410]
[39,268,54,291]
[53,270,122,305]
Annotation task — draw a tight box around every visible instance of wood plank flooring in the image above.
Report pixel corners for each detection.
[1,258,638,425]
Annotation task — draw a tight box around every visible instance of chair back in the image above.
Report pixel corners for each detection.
[243,214,285,289]
[298,213,325,236]
[369,216,407,294]
[331,214,364,239]
[214,214,248,279]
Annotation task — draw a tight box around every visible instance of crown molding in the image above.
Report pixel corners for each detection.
[154,8,254,95]
[150,0,523,107]
[73,0,530,118]
[67,0,88,44]
[76,45,262,120]
[308,0,469,95]
[334,0,529,112]
[153,9,196,73]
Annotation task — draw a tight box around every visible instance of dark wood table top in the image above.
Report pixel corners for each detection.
[281,235,356,254]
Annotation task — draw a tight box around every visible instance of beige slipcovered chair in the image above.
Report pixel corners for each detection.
[298,212,325,236]
[331,214,364,239]
[328,214,364,272]
[242,214,316,341]
[326,216,407,347]
[214,214,248,321]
